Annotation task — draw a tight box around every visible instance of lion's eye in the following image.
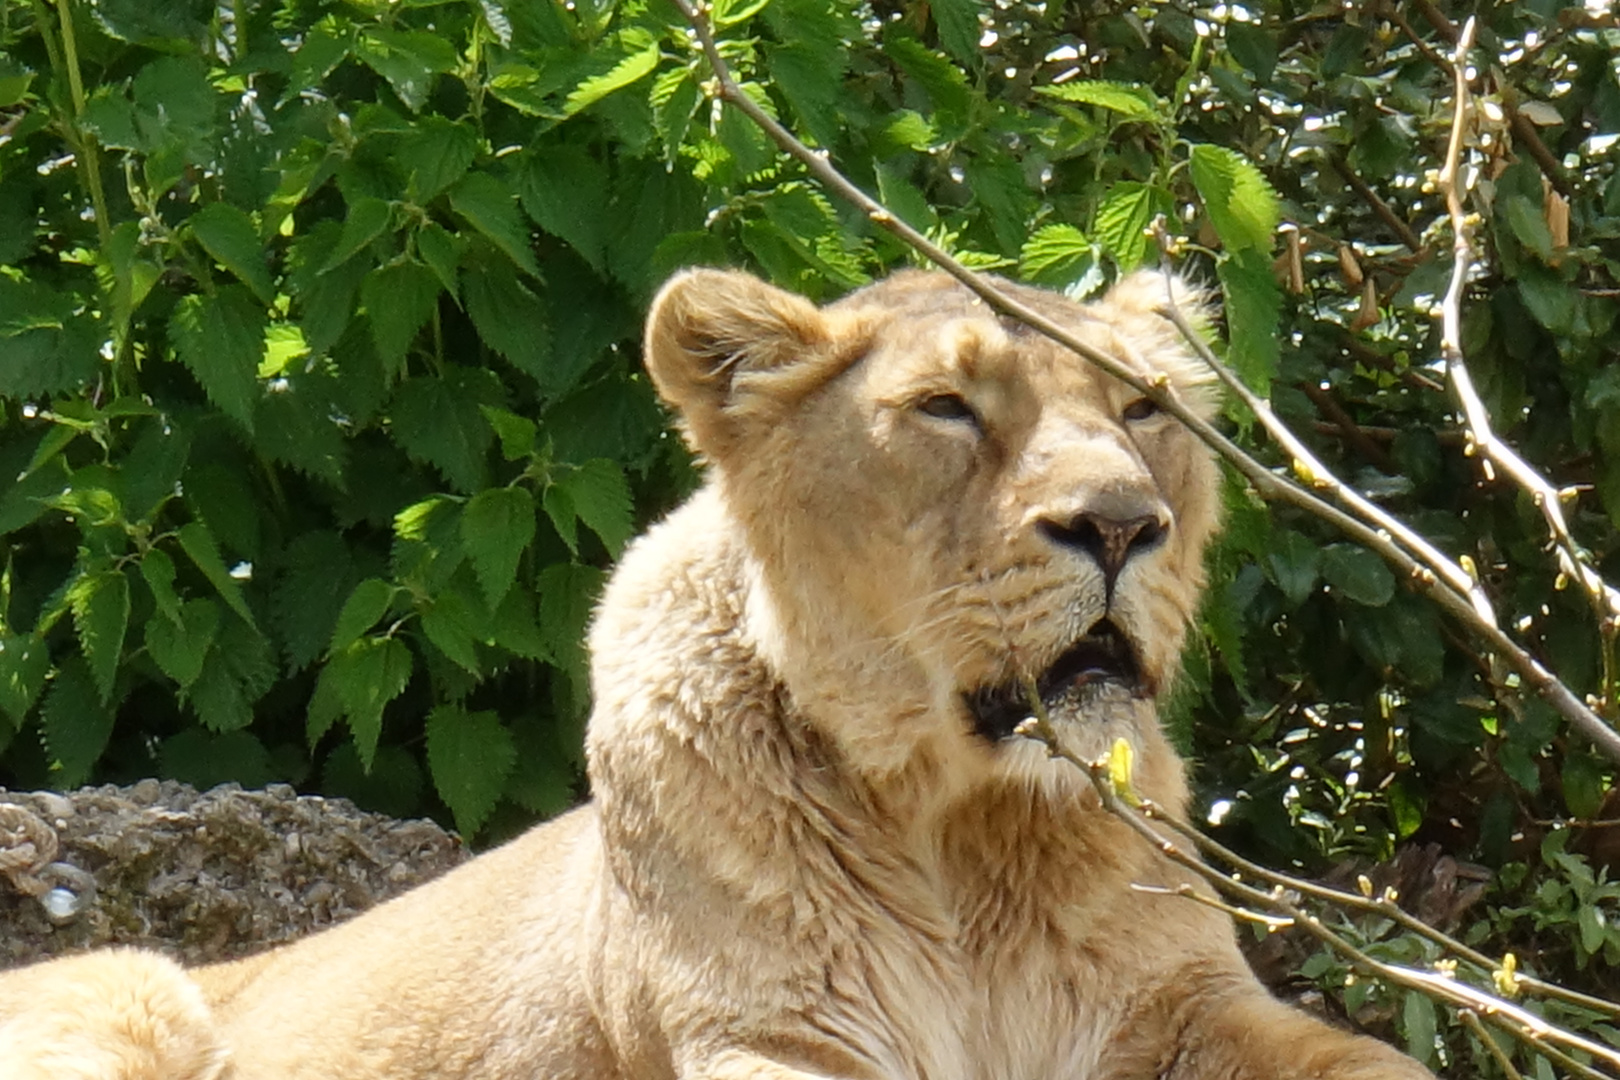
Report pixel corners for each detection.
[1122,397,1161,422]
[917,393,980,427]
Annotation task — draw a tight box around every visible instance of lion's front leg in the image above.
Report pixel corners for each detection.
[1112,980,1433,1080]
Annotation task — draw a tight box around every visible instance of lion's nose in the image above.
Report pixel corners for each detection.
[1039,495,1169,588]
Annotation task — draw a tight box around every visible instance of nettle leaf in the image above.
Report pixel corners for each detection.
[388,366,503,493]
[177,520,257,628]
[420,586,483,674]
[145,597,220,689]
[462,486,537,607]
[188,618,277,732]
[272,531,359,671]
[401,117,479,204]
[0,634,51,726]
[1038,80,1162,123]
[1094,182,1169,271]
[356,27,458,112]
[327,636,414,770]
[160,729,274,790]
[1321,543,1396,607]
[331,578,398,654]
[564,42,660,117]
[361,260,441,373]
[0,277,102,397]
[41,656,115,789]
[543,484,579,556]
[537,561,606,681]
[520,146,608,271]
[188,203,274,304]
[482,406,537,461]
[1019,224,1098,288]
[929,0,987,66]
[140,548,183,623]
[426,704,517,837]
[557,459,633,556]
[462,261,550,381]
[68,566,131,703]
[171,285,266,432]
[322,197,394,272]
[1217,250,1281,396]
[416,223,462,298]
[1264,530,1320,606]
[449,173,541,279]
[1189,143,1280,254]
[490,586,548,661]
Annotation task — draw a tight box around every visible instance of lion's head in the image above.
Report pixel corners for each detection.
[643,268,1221,784]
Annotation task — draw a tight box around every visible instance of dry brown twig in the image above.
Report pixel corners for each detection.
[669,0,1620,760]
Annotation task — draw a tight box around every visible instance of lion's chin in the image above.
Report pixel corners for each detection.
[964,618,1148,742]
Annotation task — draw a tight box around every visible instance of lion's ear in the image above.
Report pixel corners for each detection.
[644,268,842,460]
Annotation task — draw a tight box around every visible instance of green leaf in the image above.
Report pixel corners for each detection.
[929,0,987,66]
[449,173,540,279]
[177,520,257,628]
[0,634,50,726]
[145,597,219,689]
[272,531,359,671]
[462,261,550,380]
[1401,990,1437,1065]
[361,260,441,373]
[388,366,502,493]
[356,28,458,112]
[1019,224,1098,288]
[68,567,130,703]
[41,656,115,788]
[329,636,414,770]
[401,117,479,204]
[322,741,422,819]
[1264,530,1320,606]
[1578,903,1607,956]
[519,147,608,271]
[171,286,265,432]
[1217,250,1280,396]
[322,197,394,272]
[188,619,276,732]
[1190,143,1280,254]
[564,43,660,116]
[537,561,605,684]
[139,548,183,624]
[490,586,548,661]
[1038,80,1162,123]
[557,459,633,556]
[426,704,516,837]
[330,578,397,653]
[160,729,274,790]
[188,203,274,304]
[1320,544,1396,607]
[420,587,483,674]
[1563,753,1607,820]
[482,406,537,460]
[462,486,537,607]
[416,223,462,297]
[1226,22,1277,83]
[543,484,578,555]
[1094,182,1168,271]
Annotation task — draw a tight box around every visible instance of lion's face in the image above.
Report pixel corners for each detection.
[645,269,1221,772]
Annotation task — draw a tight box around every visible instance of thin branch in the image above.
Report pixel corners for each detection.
[1333,155,1424,251]
[1434,19,1620,717]
[1461,1009,1525,1080]
[1297,383,1396,471]
[671,0,1620,761]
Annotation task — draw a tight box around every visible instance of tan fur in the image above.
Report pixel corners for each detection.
[0,270,1431,1080]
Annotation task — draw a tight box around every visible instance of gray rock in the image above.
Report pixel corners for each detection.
[0,782,469,969]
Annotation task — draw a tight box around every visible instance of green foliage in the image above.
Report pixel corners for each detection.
[2,1,1619,1065]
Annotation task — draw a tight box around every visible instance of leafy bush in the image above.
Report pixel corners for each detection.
[2,0,1619,1070]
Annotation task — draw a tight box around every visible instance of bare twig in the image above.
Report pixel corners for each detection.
[1460,1009,1525,1080]
[1434,19,1620,718]
[1333,155,1424,252]
[671,0,1620,762]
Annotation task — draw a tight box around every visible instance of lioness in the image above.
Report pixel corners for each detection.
[0,269,1431,1080]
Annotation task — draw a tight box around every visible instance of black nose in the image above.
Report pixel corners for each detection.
[1040,499,1168,587]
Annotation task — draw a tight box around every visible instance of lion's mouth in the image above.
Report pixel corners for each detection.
[965,619,1144,742]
